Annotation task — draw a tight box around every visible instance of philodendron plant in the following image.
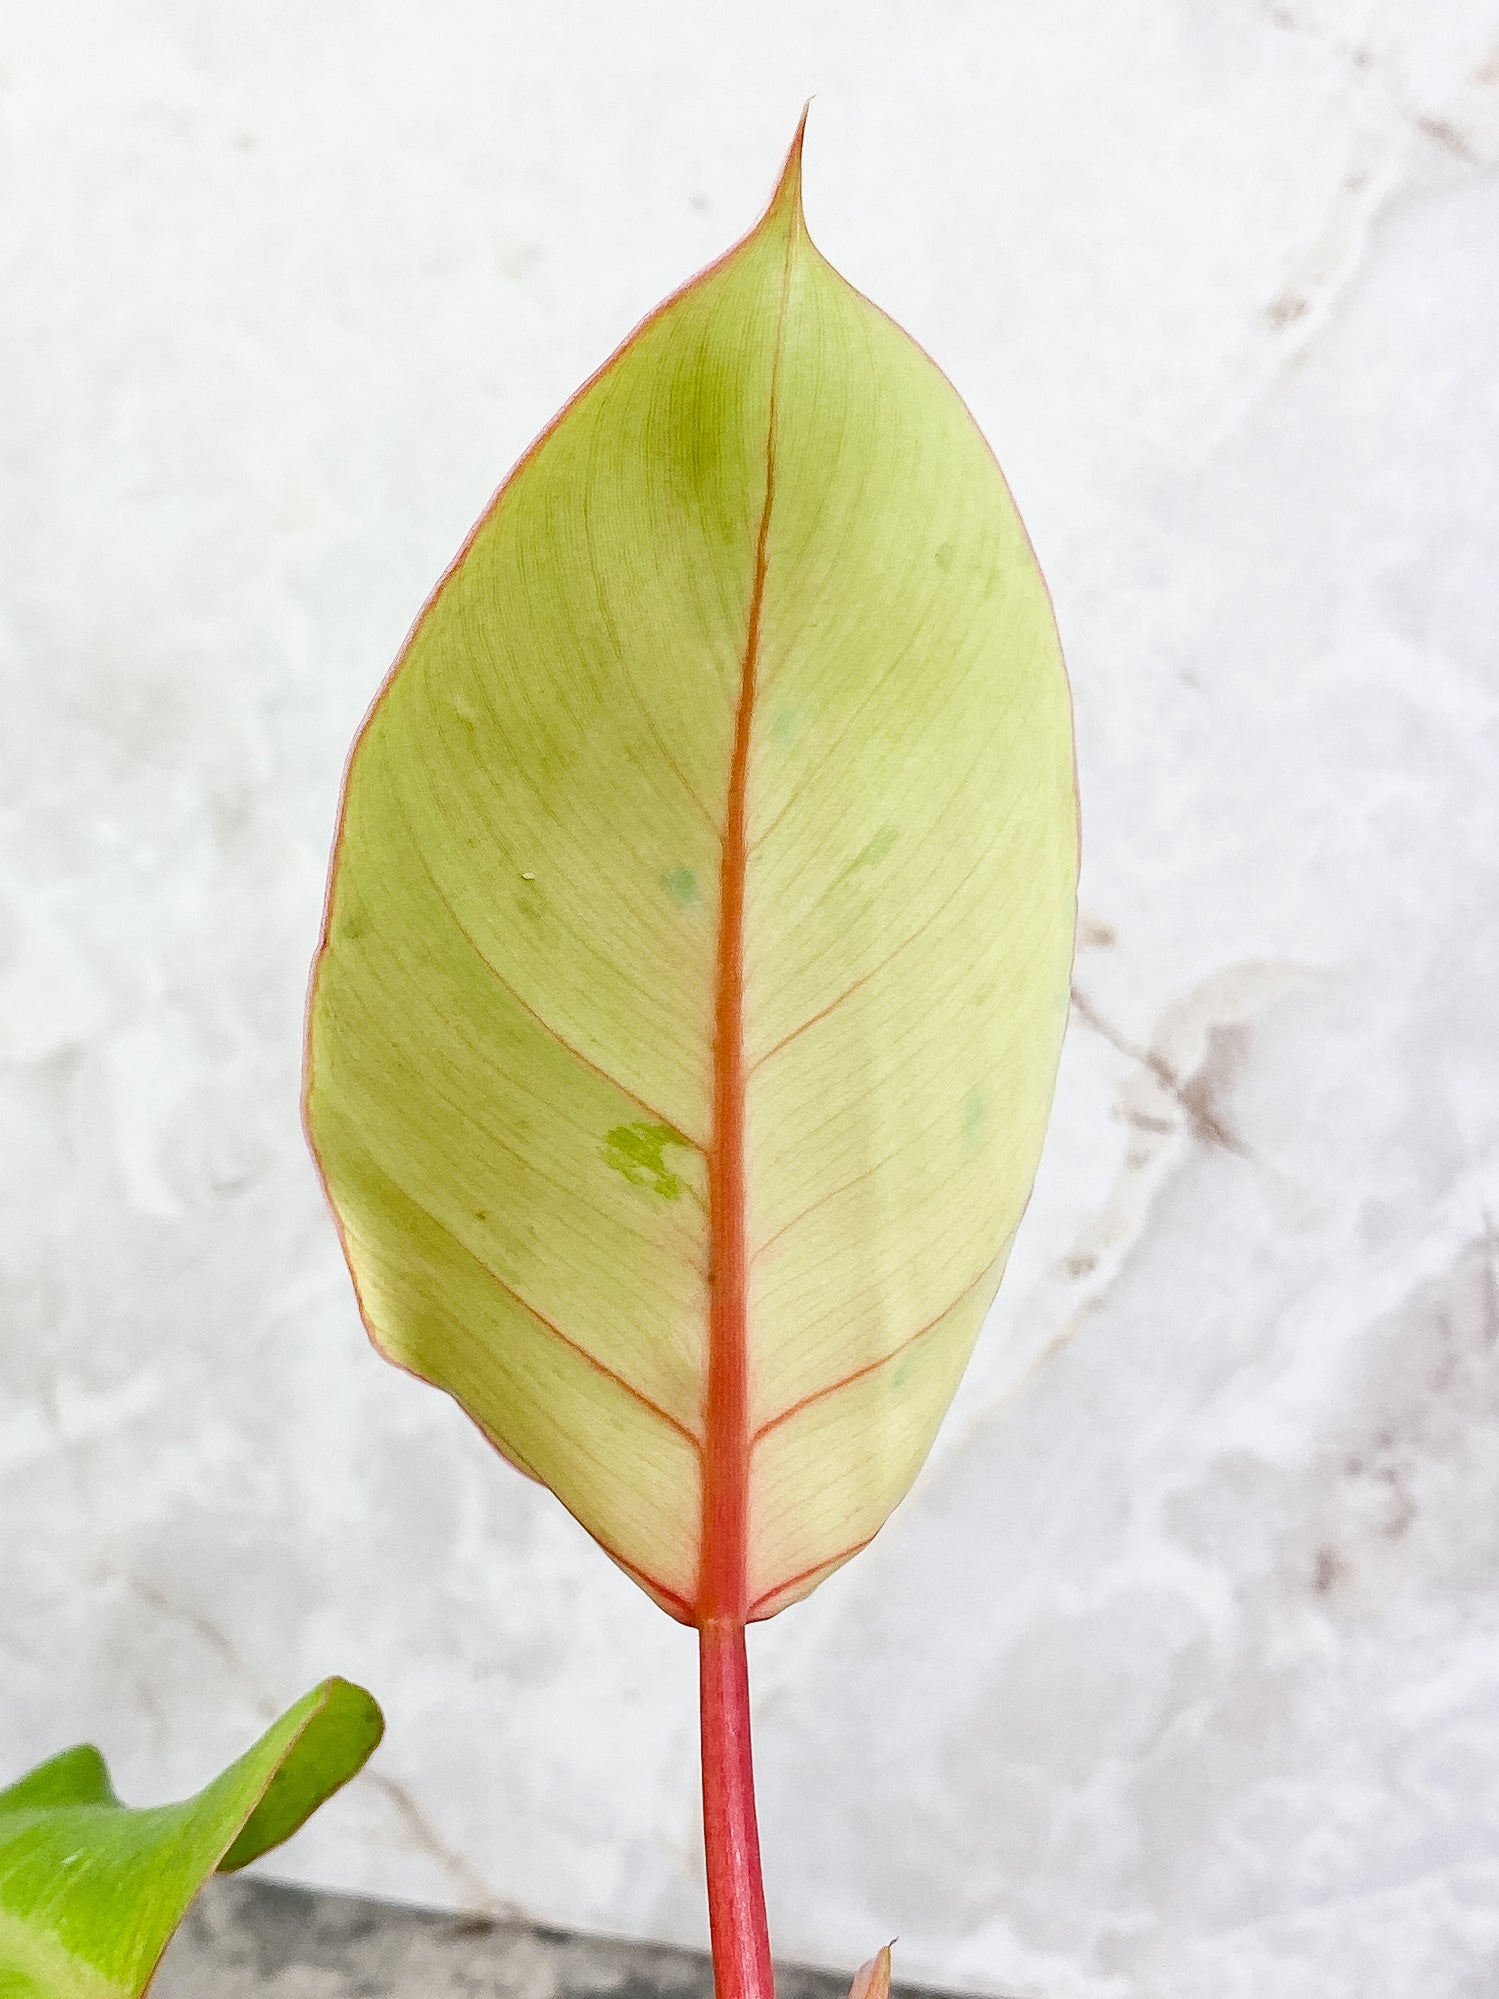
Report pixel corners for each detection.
[306,115,1076,1999]
[0,1678,381,1998]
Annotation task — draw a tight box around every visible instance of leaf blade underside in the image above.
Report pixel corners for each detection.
[306,125,1078,1624]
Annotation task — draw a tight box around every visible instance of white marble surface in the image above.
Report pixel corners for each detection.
[3,4,1498,1995]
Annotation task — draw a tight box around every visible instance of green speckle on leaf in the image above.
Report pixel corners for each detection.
[934,538,956,572]
[822,823,900,906]
[850,824,899,873]
[660,866,701,908]
[962,1086,987,1144]
[770,705,801,745]
[604,1122,689,1200]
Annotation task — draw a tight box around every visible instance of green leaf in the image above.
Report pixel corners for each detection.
[0,1678,382,1998]
[306,119,1077,1625]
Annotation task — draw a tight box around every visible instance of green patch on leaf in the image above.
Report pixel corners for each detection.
[604,1123,689,1200]
[660,866,701,908]
[0,1678,382,1999]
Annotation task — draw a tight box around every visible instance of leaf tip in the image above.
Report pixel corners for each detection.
[849,1942,895,1999]
[765,102,812,236]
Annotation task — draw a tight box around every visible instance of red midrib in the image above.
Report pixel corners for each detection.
[699,448,776,1626]
[699,143,804,1642]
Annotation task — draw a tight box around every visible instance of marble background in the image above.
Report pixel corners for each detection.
[4,4,1498,1995]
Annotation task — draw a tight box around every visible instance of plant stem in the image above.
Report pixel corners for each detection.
[699,1617,774,1999]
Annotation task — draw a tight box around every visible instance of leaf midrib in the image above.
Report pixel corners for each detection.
[697,192,801,1629]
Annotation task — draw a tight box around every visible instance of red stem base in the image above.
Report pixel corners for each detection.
[699,1618,775,1999]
